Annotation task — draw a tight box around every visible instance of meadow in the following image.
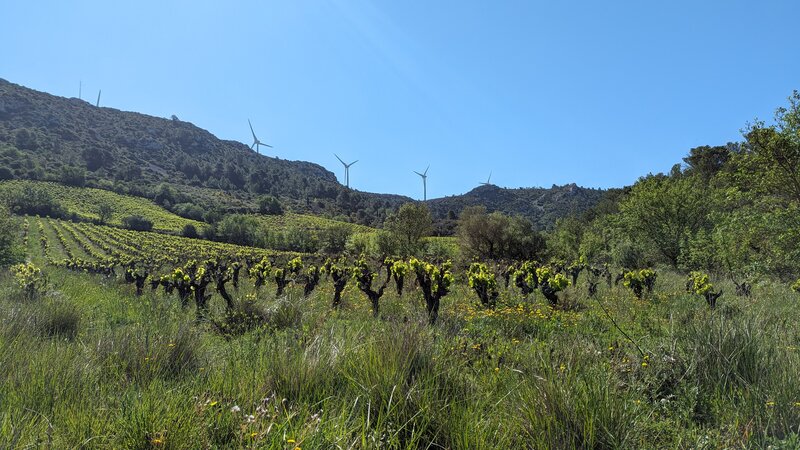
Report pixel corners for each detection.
[1,216,799,449]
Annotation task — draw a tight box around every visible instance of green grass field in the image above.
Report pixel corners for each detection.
[2,243,799,448]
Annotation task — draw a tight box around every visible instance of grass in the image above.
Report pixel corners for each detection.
[0,265,799,448]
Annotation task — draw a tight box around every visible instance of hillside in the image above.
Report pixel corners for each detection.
[0,78,603,230]
[0,180,203,233]
[428,183,607,232]
[0,78,409,227]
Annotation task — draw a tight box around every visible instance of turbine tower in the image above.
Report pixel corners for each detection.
[480,171,492,186]
[96,90,101,107]
[248,119,273,154]
[334,154,358,188]
[414,165,429,201]
[78,81,82,100]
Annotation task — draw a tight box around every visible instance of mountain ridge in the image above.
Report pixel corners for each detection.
[0,78,605,230]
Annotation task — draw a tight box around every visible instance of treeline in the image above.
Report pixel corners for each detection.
[547,91,800,281]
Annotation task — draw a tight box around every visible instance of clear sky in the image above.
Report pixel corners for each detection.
[2,1,798,199]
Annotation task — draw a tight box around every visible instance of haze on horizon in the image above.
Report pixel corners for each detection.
[1,0,798,199]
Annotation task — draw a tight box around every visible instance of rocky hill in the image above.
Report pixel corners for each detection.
[0,78,605,231]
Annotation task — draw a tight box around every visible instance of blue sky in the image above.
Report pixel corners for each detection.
[2,1,798,199]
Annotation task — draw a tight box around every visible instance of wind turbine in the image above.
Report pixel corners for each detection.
[248,119,273,154]
[334,154,358,188]
[480,171,492,186]
[96,90,101,107]
[78,81,82,100]
[414,165,429,201]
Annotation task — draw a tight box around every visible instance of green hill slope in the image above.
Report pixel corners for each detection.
[0,180,202,233]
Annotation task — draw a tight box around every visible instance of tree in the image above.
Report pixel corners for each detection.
[619,174,709,267]
[257,195,284,215]
[97,202,114,224]
[682,144,733,181]
[457,206,546,260]
[383,203,432,256]
[182,223,199,239]
[738,91,800,204]
[319,224,352,254]
[60,165,86,187]
[216,214,263,247]
[548,216,584,261]
[3,183,64,217]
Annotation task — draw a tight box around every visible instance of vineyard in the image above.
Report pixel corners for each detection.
[2,210,800,448]
[0,180,203,233]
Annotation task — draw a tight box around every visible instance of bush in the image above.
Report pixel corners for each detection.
[59,165,86,187]
[457,206,546,260]
[181,223,199,239]
[319,224,352,254]
[11,262,48,299]
[121,215,153,232]
[172,202,205,221]
[216,214,263,247]
[2,183,65,218]
[257,195,284,215]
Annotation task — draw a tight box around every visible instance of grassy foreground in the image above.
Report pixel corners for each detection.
[1,268,799,449]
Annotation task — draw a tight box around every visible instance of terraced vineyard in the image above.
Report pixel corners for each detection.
[1,180,203,233]
[24,216,296,269]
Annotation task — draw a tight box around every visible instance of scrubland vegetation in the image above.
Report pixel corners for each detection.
[0,85,799,448]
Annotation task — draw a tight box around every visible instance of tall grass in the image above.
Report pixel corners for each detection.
[0,268,798,448]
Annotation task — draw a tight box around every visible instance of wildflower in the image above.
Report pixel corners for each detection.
[209,401,219,407]
[559,364,566,372]
[250,431,258,438]
[765,401,775,408]
[168,343,175,347]
[287,438,296,444]
[230,405,241,413]
[245,414,256,423]
[793,402,800,407]
[150,437,164,446]
[641,362,648,368]
[494,367,500,373]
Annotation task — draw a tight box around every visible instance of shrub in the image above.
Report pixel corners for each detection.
[181,223,199,239]
[2,183,65,217]
[11,262,48,300]
[319,223,352,254]
[121,215,153,232]
[216,214,262,247]
[257,195,284,215]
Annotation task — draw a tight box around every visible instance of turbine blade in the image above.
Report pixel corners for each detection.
[248,119,258,140]
[350,160,358,166]
[334,154,346,165]
[424,165,429,176]
[414,171,423,177]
